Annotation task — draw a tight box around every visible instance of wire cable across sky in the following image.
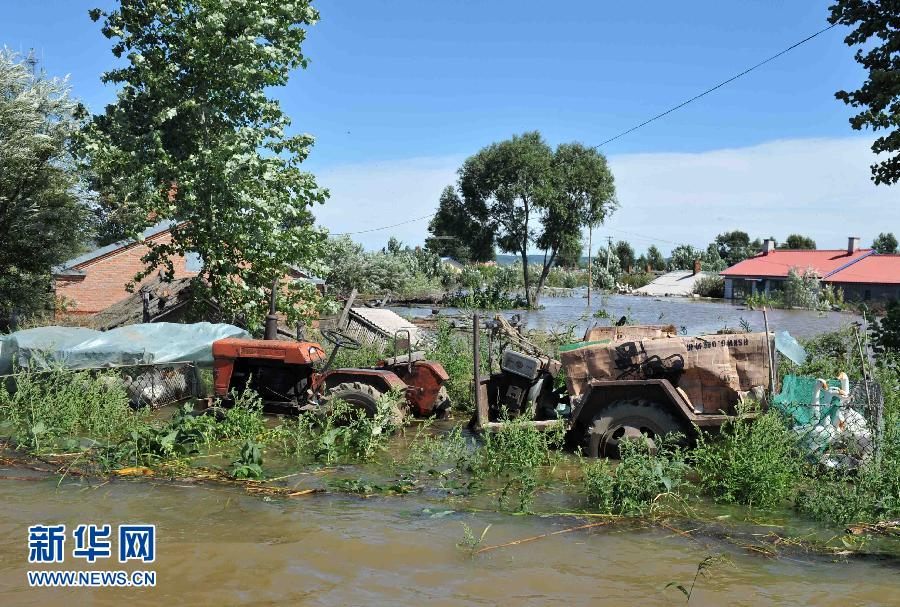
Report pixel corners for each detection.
[333,23,839,237]
[593,23,838,149]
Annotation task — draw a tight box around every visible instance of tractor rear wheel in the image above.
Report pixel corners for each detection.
[325,381,405,426]
[583,399,685,459]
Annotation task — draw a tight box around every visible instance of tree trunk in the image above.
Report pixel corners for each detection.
[521,197,532,307]
[533,249,557,308]
[521,248,532,308]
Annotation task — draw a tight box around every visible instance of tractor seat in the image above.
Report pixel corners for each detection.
[383,351,426,365]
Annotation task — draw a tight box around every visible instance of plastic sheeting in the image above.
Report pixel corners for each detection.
[775,331,807,366]
[0,322,248,374]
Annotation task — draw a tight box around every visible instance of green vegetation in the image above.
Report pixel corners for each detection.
[271,394,400,465]
[436,132,617,307]
[829,0,900,185]
[692,407,803,509]
[0,367,145,452]
[779,234,817,249]
[81,1,328,329]
[692,275,725,298]
[425,186,496,263]
[744,268,845,311]
[322,235,452,301]
[0,51,94,324]
[582,435,687,515]
[873,232,898,254]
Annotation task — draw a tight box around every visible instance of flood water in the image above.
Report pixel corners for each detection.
[392,292,864,340]
[1,473,898,606]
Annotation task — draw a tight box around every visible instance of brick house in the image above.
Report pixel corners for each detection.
[54,221,200,316]
[720,236,900,302]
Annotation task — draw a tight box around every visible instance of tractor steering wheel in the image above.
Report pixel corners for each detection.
[322,328,362,351]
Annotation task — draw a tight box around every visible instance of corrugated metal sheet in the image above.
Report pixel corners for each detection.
[345,308,420,352]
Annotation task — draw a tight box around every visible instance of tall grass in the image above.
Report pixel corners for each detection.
[0,367,147,451]
[692,407,804,509]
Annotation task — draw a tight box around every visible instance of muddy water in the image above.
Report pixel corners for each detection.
[393,292,864,339]
[1,476,898,606]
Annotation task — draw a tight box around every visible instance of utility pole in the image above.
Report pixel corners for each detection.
[586,226,593,306]
[606,236,613,273]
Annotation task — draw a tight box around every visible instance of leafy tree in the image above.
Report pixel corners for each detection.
[635,254,649,272]
[871,300,900,354]
[322,235,448,298]
[553,142,617,294]
[646,245,666,271]
[555,237,583,269]
[458,133,615,307]
[614,240,635,272]
[668,244,702,271]
[829,1,900,185]
[701,243,727,272]
[425,185,495,262]
[0,51,93,322]
[779,234,817,249]
[80,1,328,330]
[591,246,622,290]
[782,267,820,309]
[714,230,760,266]
[874,232,898,254]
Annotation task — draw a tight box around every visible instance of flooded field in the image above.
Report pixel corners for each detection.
[392,292,864,340]
[1,469,899,606]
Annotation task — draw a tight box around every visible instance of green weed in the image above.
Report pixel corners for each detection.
[0,367,147,452]
[470,415,565,512]
[426,320,476,412]
[457,522,491,557]
[230,439,264,479]
[273,391,401,464]
[692,407,804,509]
[582,435,688,515]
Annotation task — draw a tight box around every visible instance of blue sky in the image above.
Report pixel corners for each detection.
[2,1,896,253]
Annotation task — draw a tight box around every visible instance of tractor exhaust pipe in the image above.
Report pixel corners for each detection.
[264,278,279,341]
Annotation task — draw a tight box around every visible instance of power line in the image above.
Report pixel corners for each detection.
[593,23,838,149]
[333,25,838,239]
[333,212,435,236]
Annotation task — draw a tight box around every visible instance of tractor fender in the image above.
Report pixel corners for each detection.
[570,379,729,433]
[317,368,406,395]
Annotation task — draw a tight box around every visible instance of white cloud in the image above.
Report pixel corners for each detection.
[606,137,898,254]
[312,137,899,254]
[314,155,462,250]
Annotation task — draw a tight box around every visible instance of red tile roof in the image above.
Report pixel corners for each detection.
[826,254,900,285]
[720,249,873,279]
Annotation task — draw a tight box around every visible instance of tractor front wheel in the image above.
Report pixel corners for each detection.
[583,399,685,459]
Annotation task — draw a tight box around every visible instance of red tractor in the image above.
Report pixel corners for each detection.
[211,296,450,422]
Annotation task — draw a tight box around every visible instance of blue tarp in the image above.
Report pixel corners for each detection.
[0,322,248,374]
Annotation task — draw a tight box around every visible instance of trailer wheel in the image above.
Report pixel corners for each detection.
[583,399,685,459]
[326,381,405,426]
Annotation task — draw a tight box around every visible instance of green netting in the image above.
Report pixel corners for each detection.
[772,374,842,426]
